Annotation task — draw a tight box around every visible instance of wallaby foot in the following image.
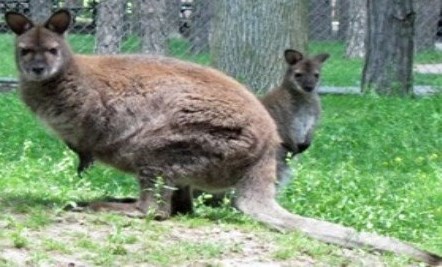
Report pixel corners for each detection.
[88,201,145,218]
[65,199,144,218]
[135,173,175,220]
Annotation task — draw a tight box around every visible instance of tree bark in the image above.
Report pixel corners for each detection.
[211,0,308,93]
[64,0,83,8]
[362,0,415,96]
[95,0,126,54]
[345,0,367,58]
[139,0,168,55]
[166,0,182,36]
[30,0,52,22]
[189,0,214,53]
[308,0,333,41]
[337,0,350,40]
[414,0,440,52]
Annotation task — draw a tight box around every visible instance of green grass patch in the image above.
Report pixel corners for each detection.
[279,94,442,255]
[0,92,440,265]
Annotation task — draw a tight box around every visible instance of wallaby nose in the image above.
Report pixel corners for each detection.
[304,86,314,92]
[32,67,44,75]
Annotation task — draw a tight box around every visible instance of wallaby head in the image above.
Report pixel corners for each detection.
[5,9,72,82]
[283,49,329,93]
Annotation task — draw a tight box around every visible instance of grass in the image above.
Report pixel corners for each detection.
[280,94,442,252]
[0,34,441,88]
[0,91,440,265]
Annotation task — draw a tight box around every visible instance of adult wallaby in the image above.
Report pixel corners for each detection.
[261,49,327,187]
[5,9,441,265]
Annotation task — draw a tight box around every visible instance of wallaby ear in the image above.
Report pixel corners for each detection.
[284,49,303,65]
[44,9,71,35]
[4,11,34,35]
[314,53,330,63]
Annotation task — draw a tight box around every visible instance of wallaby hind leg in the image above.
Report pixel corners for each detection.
[83,171,175,220]
[234,149,442,265]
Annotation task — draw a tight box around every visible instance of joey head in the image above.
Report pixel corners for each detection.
[4,10,441,265]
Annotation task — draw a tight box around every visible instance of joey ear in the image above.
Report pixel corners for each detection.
[4,11,34,35]
[314,53,330,63]
[44,9,71,35]
[284,49,303,65]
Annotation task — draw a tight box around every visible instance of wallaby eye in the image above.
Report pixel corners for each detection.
[314,73,320,79]
[20,48,32,56]
[294,73,303,78]
[48,48,58,55]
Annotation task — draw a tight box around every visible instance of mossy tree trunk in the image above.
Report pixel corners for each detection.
[95,0,125,54]
[362,0,415,96]
[345,0,367,58]
[414,0,440,52]
[189,0,214,54]
[139,0,168,55]
[211,0,308,93]
[30,0,52,22]
[308,0,333,41]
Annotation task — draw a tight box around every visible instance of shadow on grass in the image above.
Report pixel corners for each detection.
[0,193,66,213]
[0,193,250,226]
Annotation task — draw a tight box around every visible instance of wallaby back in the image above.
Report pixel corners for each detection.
[262,49,328,186]
[5,10,441,265]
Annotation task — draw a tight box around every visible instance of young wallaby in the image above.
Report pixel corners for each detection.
[261,49,328,187]
[5,10,441,265]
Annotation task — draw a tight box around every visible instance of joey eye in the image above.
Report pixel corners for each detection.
[20,48,32,56]
[294,73,303,78]
[48,48,58,55]
[314,73,320,79]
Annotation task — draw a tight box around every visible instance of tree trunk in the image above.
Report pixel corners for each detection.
[362,0,415,96]
[166,0,182,36]
[211,0,308,93]
[64,0,83,8]
[414,0,440,52]
[95,0,126,54]
[139,0,168,55]
[345,0,367,58]
[30,0,52,22]
[189,0,214,54]
[337,0,350,40]
[308,0,333,41]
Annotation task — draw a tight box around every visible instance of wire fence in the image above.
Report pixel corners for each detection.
[0,0,441,93]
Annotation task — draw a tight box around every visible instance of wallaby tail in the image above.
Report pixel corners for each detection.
[236,197,441,265]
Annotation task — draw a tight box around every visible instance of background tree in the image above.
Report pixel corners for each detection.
[30,0,52,22]
[362,0,415,95]
[345,0,367,58]
[138,0,168,55]
[64,0,83,8]
[189,0,214,54]
[414,0,440,52]
[95,0,126,54]
[337,0,349,40]
[308,0,333,41]
[166,0,182,36]
[211,0,308,93]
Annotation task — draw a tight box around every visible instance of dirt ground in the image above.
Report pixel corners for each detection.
[0,210,416,267]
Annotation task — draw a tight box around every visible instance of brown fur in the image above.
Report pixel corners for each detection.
[5,10,441,265]
[262,49,328,187]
